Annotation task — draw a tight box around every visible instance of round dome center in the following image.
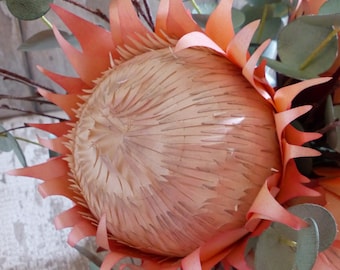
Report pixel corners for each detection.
[70,47,281,257]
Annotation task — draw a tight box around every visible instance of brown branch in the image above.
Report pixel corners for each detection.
[0,105,67,121]
[61,0,109,23]
[131,0,155,31]
[317,119,340,134]
[0,94,54,105]
[0,68,56,93]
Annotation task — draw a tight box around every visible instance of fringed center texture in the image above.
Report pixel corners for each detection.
[69,48,281,257]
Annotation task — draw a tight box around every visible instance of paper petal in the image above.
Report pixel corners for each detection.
[156,0,201,39]
[68,220,97,246]
[100,252,127,270]
[27,122,71,137]
[96,215,110,250]
[206,0,234,51]
[55,205,84,230]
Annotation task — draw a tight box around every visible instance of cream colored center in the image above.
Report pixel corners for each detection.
[71,48,281,257]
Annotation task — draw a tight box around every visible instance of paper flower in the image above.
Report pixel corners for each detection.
[9,0,339,269]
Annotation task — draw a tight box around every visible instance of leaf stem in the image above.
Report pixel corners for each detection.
[191,0,202,14]
[300,28,340,71]
[256,4,269,44]
[41,16,53,29]
[0,133,43,147]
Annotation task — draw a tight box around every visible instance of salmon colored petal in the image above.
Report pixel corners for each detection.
[53,27,108,86]
[320,178,340,197]
[7,156,68,181]
[51,4,116,58]
[96,215,110,250]
[274,78,331,112]
[242,40,273,103]
[37,88,82,121]
[200,228,248,262]
[156,0,201,39]
[315,247,340,270]
[181,248,202,270]
[101,252,127,270]
[282,140,321,169]
[315,167,340,178]
[55,205,84,230]
[27,122,71,137]
[285,124,322,146]
[175,32,225,54]
[274,105,312,140]
[224,239,252,270]
[68,220,97,246]
[226,20,259,68]
[246,177,308,231]
[206,0,234,51]
[37,66,89,94]
[109,0,151,47]
[277,160,320,203]
[38,177,75,198]
[37,136,69,155]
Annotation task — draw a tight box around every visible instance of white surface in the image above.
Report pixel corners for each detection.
[0,112,89,270]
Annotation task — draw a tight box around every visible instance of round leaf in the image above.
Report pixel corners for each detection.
[295,218,319,270]
[254,227,296,270]
[319,0,340,15]
[277,18,338,78]
[288,204,337,251]
[6,0,53,20]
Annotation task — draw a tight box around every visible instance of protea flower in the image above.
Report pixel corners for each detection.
[9,0,340,269]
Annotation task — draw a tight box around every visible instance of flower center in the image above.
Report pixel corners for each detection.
[70,47,282,257]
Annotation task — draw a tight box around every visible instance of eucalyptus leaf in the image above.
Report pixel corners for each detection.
[89,262,100,270]
[6,0,53,20]
[295,218,319,270]
[74,244,102,267]
[18,30,78,51]
[319,0,340,15]
[288,204,337,251]
[277,18,338,78]
[300,14,340,27]
[252,17,282,44]
[254,226,296,270]
[0,125,27,167]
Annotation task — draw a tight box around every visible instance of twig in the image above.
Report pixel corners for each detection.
[0,105,67,121]
[142,0,154,30]
[61,0,109,23]
[131,0,155,30]
[0,125,29,136]
[0,94,54,105]
[0,68,56,93]
[317,119,340,134]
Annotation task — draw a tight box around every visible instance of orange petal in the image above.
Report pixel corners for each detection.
[175,32,225,54]
[277,160,320,203]
[37,88,82,121]
[7,156,68,181]
[27,122,71,137]
[274,78,331,112]
[68,220,96,246]
[96,215,110,250]
[109,0,151,47]
[155,0,201,39]
[51,4,116,58]
[181,249,202,270]
[55,205,84,230]
[53,26,108,86]
[38,177,75,198]
[242,40,274,104]
[274,105,312,140]
[37,136,69,155]
[246,176,308,230]
[285,124,322,146]
[226,20,259,68]
[38,66,89,94]
[206,0,234,51]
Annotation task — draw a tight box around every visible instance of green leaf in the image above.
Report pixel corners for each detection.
[300,14,340,27]
[254,226,296,270]
[6,0,53,20]
[0,125,27,167]
[74,244,102,267]
[276,18,338,78]
[252,17,282,44]
[89,262,100,270]
[288,204,337,251]
[295,218,319,270]
[319,0,340,15]
[18,30,79,51]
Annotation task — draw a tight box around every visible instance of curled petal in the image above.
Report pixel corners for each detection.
[96,215,110,250]
[226,20,259,68]
[284,125,322,146]
[27,122,71,137]
[246,176,308,231]
[37,136,69,155]
[55,205,84,230]
[156,0,201,39]
[206,0,234,51]
[175,32,225,54]
[181,249,202,270]
[274,78,331,112]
